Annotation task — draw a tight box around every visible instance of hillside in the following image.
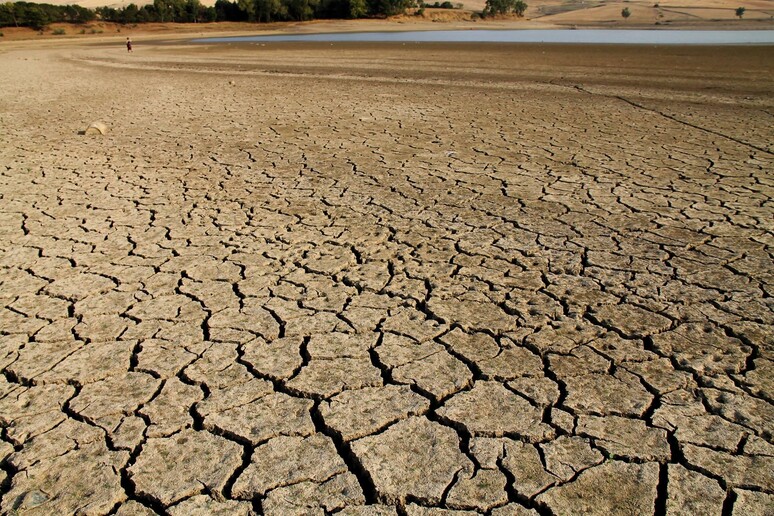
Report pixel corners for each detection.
[8,0,774,22]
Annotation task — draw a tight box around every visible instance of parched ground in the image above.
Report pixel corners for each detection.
[0,39,773,515]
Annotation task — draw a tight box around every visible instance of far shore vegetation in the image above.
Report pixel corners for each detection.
[0,0,527,30]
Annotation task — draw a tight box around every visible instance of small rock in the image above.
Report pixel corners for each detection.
[84,121,108,135]
[17,490,49,509]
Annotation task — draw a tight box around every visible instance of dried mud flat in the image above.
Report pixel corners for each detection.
[1,39,773,515]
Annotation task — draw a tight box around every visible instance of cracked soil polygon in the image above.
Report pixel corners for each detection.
[351,417,471,504]
[128,429,243,506]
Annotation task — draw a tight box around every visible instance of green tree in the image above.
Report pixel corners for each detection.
[71,4,96,22]
[215,0,248,20]
[368,0,415,16]
[237,0,255,20]
[621,6,631,19]
[23,5,50,29]
[735,6,745,18]
[122,3,139,22]
[136,5,156,22]
[200,5,217,20]
[163,0,188,22]
[153,0,170,21]
[348,0,367,17]
[183,0,201,22]
[0,2,19,26]
[483,0,526,17]
[248,0,286,22]
[286,0,318,19]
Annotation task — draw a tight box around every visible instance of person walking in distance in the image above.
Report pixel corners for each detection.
[126,37,133,53]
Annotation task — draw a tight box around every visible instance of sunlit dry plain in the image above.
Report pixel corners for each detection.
[0,29,773,516]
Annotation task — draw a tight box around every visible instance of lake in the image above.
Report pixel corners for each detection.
[194,29,774,45]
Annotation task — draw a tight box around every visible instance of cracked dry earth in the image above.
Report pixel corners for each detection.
[0,40,773,515]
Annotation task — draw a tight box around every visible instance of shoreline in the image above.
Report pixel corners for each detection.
[2,13,773,44]
[189,28,774,46]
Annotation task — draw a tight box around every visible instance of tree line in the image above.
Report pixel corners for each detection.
[1,2,95,29]
[0,0,527,28]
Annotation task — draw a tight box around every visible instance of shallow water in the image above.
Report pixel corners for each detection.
[194,29,774,45]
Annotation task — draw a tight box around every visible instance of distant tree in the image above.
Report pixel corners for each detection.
[368,0,415,16]
[735,6,745,18]
[0,2,19,26]
[122,3,139,22]
[136,4,155,21]
[348,0,367,17]
[183,0,201,22]
[95,5,116,20]
[236,0,254,19]
[285,0,318,20]
[483,0,526,17]
[201,5,217,20]
[245,0,287,22]
[621,6,631,19]
[24,5,49,29]
[214,0,248,20]
[73,4,96,22]
[153,0,171,21]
